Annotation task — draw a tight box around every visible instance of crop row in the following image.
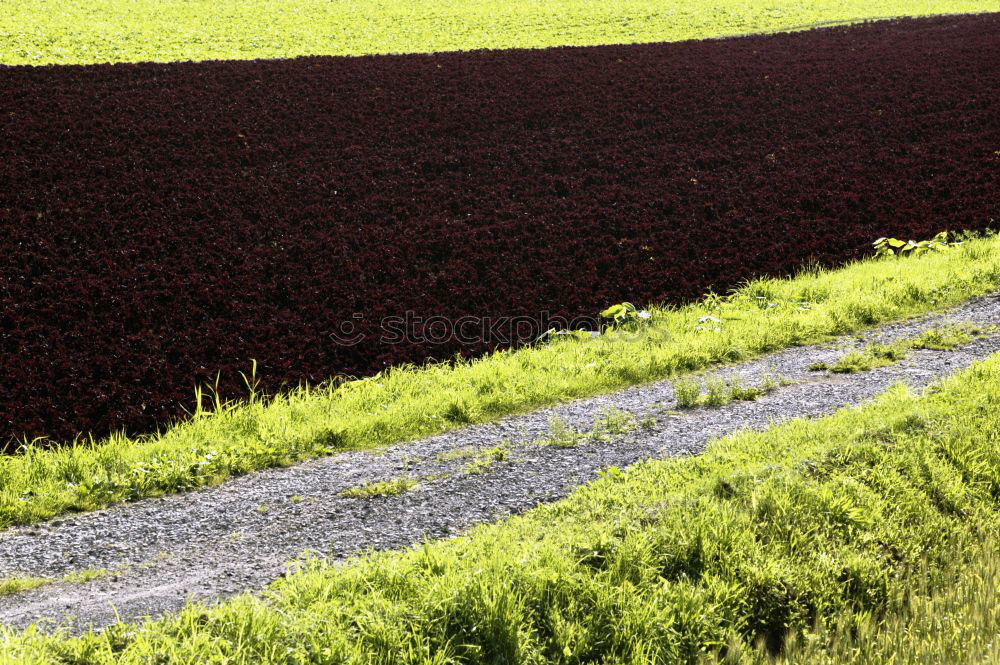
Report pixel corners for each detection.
[1,15,999,445]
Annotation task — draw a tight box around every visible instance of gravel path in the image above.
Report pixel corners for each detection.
[2,293,1000,633]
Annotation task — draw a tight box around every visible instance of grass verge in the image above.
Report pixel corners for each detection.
[2,235,1000,529]
[3,0,999,66]
[5,352,1000,662]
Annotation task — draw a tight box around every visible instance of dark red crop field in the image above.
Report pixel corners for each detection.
[1,15,999,446]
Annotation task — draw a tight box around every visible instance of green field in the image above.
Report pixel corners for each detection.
[1,0,998,65]
[6,349,1000,663]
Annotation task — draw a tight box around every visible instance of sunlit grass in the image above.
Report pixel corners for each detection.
[0,569,111,599]
[910,321,993,351]
[0,577,50,598]
[672,373,785,408]
[338,477,418,499]
[725,544,1000,664]
[536,408,640,448]
[809,321,993,373]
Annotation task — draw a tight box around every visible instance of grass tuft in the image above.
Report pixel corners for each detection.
[0,576,52,598]
[462,447,511,476]
[541,416,589,449]
[338,477,418,499]
[910,322,994,351]
[810,341,910,373]
[673,373,786,408]
[0,568,111,599]
[811,321,995,373]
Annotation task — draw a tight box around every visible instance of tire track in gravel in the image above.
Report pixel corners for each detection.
[2,292,1000,633]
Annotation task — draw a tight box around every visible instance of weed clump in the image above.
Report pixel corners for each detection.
[673,374,786,409]
[810,322,994,373]
[540,409,640,447]
[338,477,418,499]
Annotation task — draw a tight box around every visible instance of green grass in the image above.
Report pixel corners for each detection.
[435,447,482,463]
[461,447,511,476]
[725,543,1000,664]
[0,577,51,598]
[338,476,418,499]
[910,321,994,350]
[673,374,785,408]
[540,416,591,449]
[2,0,999,66]
[591,408,640,441]
[539,409,639,448]
[0,569,111,599]
[810,322,993,373]
[435,445,512,474]
[810,340,911,373]
[6,353,1000,663]
[4,235,1000,530]
[61,569,112,585]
